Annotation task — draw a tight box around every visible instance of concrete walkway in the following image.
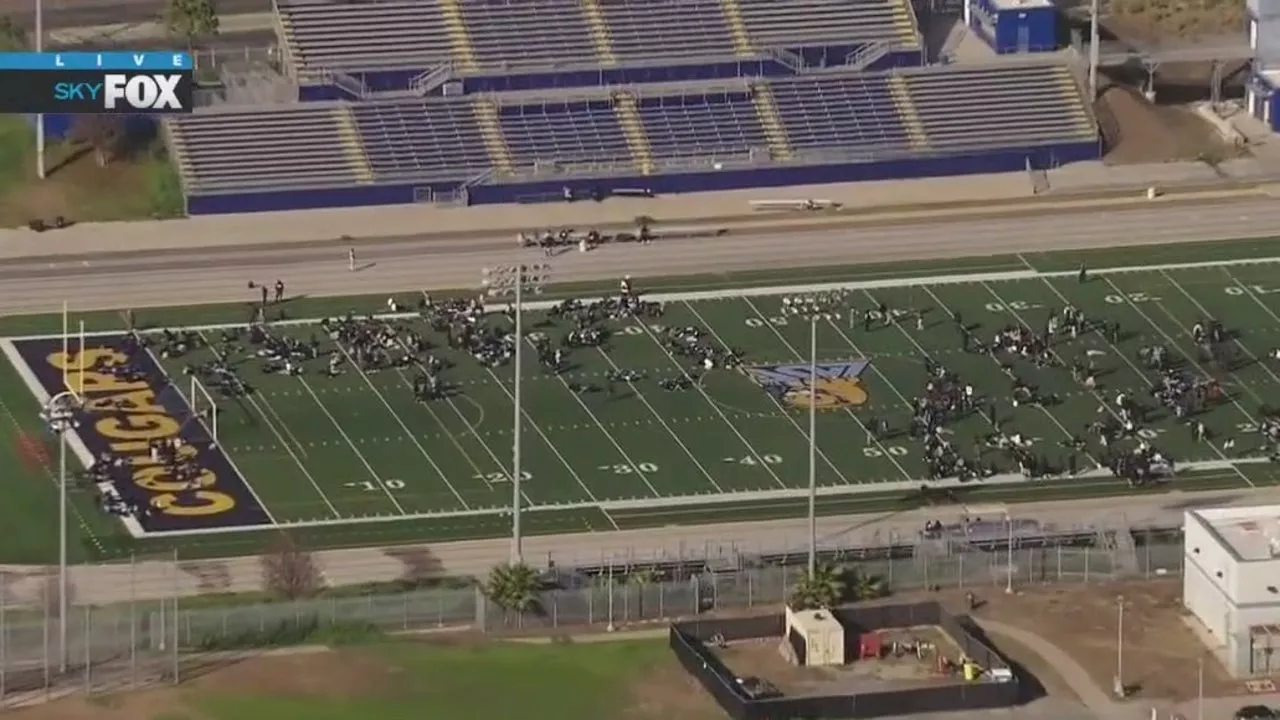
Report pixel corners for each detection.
[975,617,1122,718]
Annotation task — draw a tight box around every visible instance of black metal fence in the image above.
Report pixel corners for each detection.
[670,602,1020,720]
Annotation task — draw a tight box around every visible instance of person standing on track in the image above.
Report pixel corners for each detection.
[348,247,357,272]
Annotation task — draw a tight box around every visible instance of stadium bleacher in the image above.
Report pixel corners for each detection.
[168,105,371,194]
[172,0,1098,214]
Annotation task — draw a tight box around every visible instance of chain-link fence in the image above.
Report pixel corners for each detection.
[0,539,1184,707]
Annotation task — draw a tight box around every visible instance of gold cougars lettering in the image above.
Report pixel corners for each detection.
[44,344,237,517]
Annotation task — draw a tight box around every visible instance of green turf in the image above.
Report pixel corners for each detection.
[178,639,682,720]
[3,239,1280,563]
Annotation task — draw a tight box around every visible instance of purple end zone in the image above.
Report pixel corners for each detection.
[11,334,271,533]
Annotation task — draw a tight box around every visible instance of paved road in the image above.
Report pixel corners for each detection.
[8,0,268,30]
[3,195,1279,316]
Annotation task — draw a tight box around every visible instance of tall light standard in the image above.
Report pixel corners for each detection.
[39,390,80,673]
[481,263,552,565]
[779,292,842,577]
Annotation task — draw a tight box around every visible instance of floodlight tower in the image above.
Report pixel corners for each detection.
[779,292,843,578]
[35,0,46,180]
[481,263,552,565]
[39,390,81,673]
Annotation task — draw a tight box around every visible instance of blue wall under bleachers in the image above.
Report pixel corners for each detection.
[186,140,1099,215]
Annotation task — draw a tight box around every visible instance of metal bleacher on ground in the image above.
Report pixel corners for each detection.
[736,0,919,52]
[600,0,738,62]
[768,74,911,157]
[497,96,634,172]
[461,0,598,69]
[348,99,491,180]
[276,0,450,74]
[634,85,767,165]
[903,64,1097,152]
[167,106,369,194]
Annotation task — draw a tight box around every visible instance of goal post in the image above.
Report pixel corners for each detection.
[188,374,219,443]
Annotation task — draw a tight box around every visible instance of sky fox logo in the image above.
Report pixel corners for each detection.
[54,73,185,110]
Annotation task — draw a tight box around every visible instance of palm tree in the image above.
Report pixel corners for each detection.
[485,562,541,623]
[788,564,846,610]
[849,568,887,601]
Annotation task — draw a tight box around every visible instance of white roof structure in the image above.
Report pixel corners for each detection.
[1189,506,1280,562]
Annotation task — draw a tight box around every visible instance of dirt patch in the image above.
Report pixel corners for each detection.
[954,580,1243,701]
[1097,83,1242,164]
[620,659,724,720]
[1104,1,1246,45]
[710,625,968,698]
[185,648,396,699]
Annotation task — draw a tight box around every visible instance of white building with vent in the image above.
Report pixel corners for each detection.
[1184,507,1280,676]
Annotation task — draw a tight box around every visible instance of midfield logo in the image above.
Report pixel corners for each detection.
[743,361,871,411]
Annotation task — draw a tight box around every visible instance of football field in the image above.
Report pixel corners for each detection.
[5,242,1280,561]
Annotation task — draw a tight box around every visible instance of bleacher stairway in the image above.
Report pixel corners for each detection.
[888,75,928,151]
[581,0,618,66]
[471,99,514,176]
[614,93,656,175]
[438,0,477,72]
[750,84,792,160]
[719,0,754,56]
[334,107,374,183]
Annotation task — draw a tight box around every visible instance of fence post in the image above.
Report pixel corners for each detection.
[83,605,91,693]
[1,570,6,706]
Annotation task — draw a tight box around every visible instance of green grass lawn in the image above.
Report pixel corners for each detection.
[32,638,713,720]
[2,238,1280,563]
[0,115,183,228]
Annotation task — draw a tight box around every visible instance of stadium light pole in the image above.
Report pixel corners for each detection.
[35,0,46,179]
[40,390,80,673]
[779,293,842,578]
[482,263,552,566]
[1088,0,1100,100]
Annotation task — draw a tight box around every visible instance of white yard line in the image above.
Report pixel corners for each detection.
[541,356,663,498]
[1101,275,1262,424]
[390,358,533,506]
[479,365,606,506]
[330,342,469,510]
[857,288,1000,430]
[143,344,282,524]
[296,377,407,514]
[591,345,725,493]
[257,391,310,459]
[976,283,1113,469]
[741,296,913,482]
[194,330,340,517]
[1164,269,1280,397]
[679,300,849,486]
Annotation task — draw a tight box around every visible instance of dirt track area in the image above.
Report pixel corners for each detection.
[948,581,1242,701]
